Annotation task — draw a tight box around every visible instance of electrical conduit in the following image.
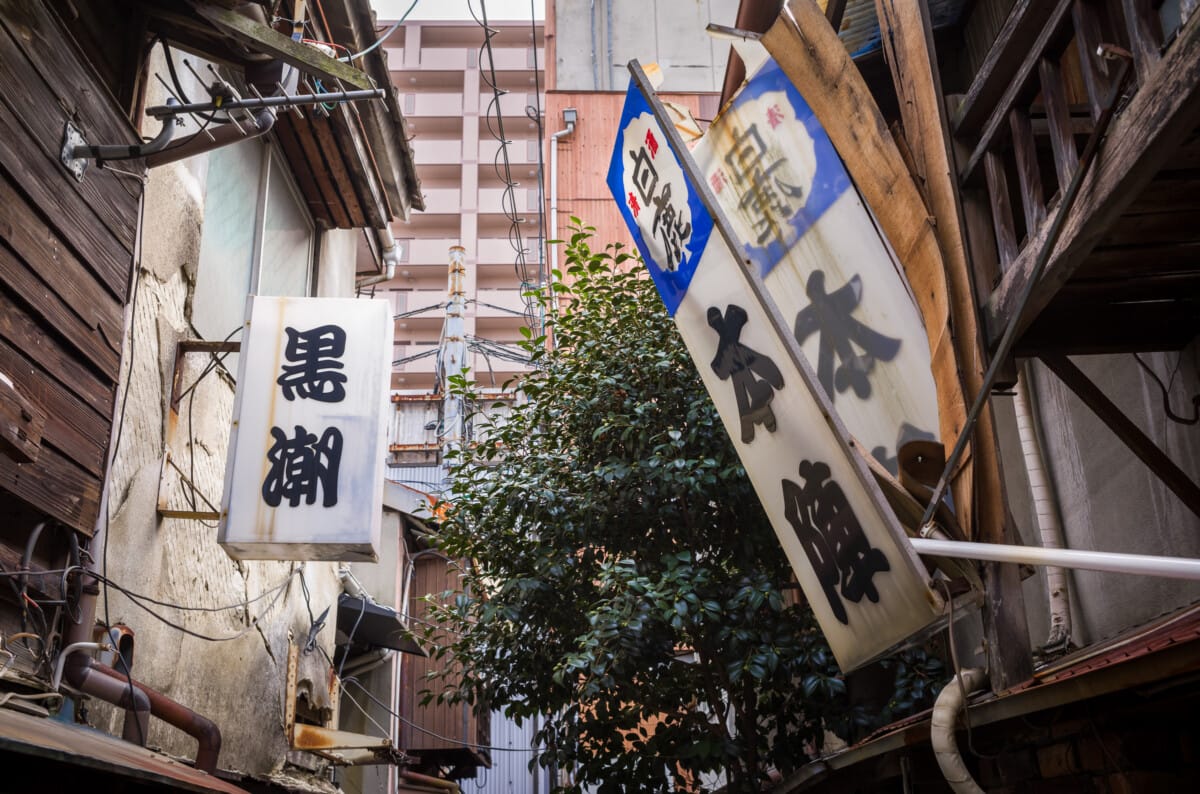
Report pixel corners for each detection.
[931,667,988,794]
[1014,362,1072,650]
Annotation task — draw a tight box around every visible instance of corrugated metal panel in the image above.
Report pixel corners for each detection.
[391,399,441,447]
[466,711,552,793]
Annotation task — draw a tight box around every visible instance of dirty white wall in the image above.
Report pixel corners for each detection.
[953,346,1200,670]
[91,49,389,786]
[552,0,740,91]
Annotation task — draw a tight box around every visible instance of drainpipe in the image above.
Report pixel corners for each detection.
[401,770,462,793]
[341,648,394,679]
[931,667,988,794]
[357,227,403,290]
[1013,362,1072,651]
[548,110,576,278]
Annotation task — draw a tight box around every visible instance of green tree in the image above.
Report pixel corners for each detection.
[427,222,935,792]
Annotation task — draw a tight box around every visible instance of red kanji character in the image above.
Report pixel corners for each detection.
[710,169,728,195]
[628,191,641,217]
[766,103,785,130]
[645,130,659,157]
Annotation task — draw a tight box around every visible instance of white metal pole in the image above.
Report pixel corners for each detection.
[910,537,1200,581]
[443,245,467,459]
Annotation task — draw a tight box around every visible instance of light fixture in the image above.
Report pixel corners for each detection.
[563,107,578,125]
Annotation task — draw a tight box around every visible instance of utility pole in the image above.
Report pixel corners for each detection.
[442,245,467,462]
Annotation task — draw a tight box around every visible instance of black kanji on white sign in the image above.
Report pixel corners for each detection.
[262,425,343,508]
[277,324,348,403]
[782,459,890,625]
[793,271,900,401]
[707,304,785,444]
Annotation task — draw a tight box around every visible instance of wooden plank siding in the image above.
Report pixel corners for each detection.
[0,1,141,536]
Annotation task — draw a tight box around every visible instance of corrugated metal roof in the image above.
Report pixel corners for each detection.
[0,708,249,793]
[836,0,969,58]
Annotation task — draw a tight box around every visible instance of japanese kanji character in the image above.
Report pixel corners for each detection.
[650,182,692,271]
[629,145,658,206]
[628,191,641,217]
[724,123,805,245]
[276,325,347,403]
[707,304,784,444]
[261,425,343,508]
[766,103,785,130]
[782,459,890,625]
[645,129,659,157]
[793,271,901,401]
[710,169,728,195]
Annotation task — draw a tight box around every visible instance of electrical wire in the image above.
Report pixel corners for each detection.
[1134,352,1199,425]
[340,0,419,62]
[469,0,542,333]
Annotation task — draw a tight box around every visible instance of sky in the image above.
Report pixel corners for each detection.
[372,0,545,22]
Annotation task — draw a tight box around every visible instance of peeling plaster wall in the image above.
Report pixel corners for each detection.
[93,150,358,781]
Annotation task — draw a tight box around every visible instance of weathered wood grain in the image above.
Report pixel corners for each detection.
[985,11,1200,348]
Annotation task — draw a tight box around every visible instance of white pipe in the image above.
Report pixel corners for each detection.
[52,642,107,692]
[548,119,576,278]
[910,538,1200,580]
[931,667,988,794]
[356,227,402,289]
[1014,362,1072,649]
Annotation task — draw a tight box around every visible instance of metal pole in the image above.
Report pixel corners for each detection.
[443,246,467,461]
[910,537,1200,581]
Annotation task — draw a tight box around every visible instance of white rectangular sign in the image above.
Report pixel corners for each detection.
[608,63,943,671]
[692,58,941,473]
[219,296,391,561]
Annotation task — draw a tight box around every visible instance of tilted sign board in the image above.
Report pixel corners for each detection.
[219,296,391,561]
[607,64,942,672]
[692,58,941,473]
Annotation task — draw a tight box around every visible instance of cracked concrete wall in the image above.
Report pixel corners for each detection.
[93,143,370,781]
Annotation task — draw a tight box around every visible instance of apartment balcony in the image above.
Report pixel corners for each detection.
[419,188,463,214]
[410,138,462,164]
[478,187,539,215]
[404,237,461,263]
[478,138,538,165]
[479,92,538,118]
[475,289,527,318]
[486,47,544,70]
[402,92,463,117]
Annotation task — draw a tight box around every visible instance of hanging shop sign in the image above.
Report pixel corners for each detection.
[219,296,391,561]
[607,63,943,671]
[692,57,940,474]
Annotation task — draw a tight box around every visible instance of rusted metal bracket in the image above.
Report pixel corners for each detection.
[169,339,241,413]
[156,451,222,521]
[284,641,405,766]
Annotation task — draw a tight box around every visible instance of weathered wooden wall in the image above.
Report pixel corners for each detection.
[0,0,140,644]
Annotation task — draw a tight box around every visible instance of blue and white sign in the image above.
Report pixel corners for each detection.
[608,64,943,672]
[606,82,715,317]
[694,58,941,476]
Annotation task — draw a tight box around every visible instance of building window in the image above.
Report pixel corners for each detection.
[192,140,315,341]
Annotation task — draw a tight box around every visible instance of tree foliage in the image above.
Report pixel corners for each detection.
[426,223,941,792]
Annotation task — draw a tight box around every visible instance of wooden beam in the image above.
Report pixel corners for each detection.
[1040,354,1200,519]
[873,0,1031,693]
[1009,107,1046,232]
[1039,55,1080,192]
[1121,0,1164,79]
[192,2,373,90]
[953,0,1060,135]
[762,3,974,549]
[984,150,1020,269]
[960,0,1075,184]
[1071,0,1115,122]
[984,12,1200,348]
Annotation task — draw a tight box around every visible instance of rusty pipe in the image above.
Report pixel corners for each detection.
[400,771,462,793]
[92,662,221,773]
[66,567,221,772]
[60,632,151,745]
